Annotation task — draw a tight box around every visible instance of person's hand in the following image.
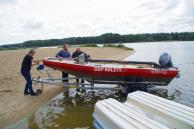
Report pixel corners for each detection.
[38,59,43,63]
[56,55,63,59]
[32,59,42,65]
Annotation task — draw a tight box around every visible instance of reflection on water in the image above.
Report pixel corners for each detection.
[28,88,126,129]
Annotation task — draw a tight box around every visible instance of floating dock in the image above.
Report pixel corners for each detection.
[93,91,194,129]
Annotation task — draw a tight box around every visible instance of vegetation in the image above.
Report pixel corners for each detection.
[103,44,133,50]
[1,32,194,49]
[80,44,98,47]
[0,47,21,51]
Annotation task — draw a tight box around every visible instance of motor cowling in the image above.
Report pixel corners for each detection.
[159,52,173,68]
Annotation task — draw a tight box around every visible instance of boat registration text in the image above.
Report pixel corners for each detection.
[94,66,122,72]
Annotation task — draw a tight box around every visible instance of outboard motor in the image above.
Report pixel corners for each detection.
[159,52,173,68]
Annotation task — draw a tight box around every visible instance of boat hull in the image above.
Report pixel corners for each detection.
[43,58,178,86]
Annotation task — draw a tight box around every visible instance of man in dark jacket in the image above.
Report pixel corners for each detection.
[56,44,71,82]
[72,48,89,85]
[21,49,40,96]
[72,48,90,62]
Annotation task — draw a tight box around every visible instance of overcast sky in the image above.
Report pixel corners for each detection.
[0,0,194,45]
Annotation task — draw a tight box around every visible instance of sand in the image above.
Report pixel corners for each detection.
[0,47,133,128]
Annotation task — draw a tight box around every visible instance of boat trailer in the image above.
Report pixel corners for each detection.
[32,67,171,97]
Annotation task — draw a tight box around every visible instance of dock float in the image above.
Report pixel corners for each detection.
[93,91,194,129]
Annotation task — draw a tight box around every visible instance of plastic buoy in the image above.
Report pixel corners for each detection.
[37,64,44,70]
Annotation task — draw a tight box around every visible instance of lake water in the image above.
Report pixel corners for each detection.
[124,41,194,108]
[27,41,194,129]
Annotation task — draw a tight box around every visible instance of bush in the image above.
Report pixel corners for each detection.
[0,47,20,51]
[81,44,98,47]
[103,44,133,50]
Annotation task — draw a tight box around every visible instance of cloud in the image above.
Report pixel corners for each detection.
[0,20,3,28]
[183,0,194,16]
[0,0,194,45]
[0,0,17,6]
[165,0,179,10]
[22,20,44,30]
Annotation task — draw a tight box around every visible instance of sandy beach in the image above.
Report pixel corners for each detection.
[0,47,133,128]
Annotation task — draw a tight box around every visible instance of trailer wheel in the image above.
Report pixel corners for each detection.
[81,89,86,93]
[36,89,42,95]
[76,88,80,92]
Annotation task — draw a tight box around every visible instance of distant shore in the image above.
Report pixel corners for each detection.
[0,43,134,51]
[1,32,194,49]
[0,46,134,128]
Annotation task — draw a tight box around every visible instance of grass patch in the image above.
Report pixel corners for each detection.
[103,44,133,50]
[0,47,21,51]
[58,44,98,48]
[58,46,62,48]
[80,44,98,47]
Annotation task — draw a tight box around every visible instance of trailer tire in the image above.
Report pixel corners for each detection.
[36,89,42,95]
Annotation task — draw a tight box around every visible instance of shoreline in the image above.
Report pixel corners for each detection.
[0,47,134,129]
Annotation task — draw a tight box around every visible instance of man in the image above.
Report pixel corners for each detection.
[21,49,40,96]
[56,44,71,82]
[72,47,90,62]
[72,48,89,85]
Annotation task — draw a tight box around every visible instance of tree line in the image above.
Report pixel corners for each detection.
[1,32,194,48]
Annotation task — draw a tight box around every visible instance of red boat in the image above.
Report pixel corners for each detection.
[43,57,178,87]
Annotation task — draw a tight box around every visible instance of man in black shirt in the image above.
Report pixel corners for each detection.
[72,48,85,83]
[72,48,90,61]
[21,49,40,96]
[72,48,83,59]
